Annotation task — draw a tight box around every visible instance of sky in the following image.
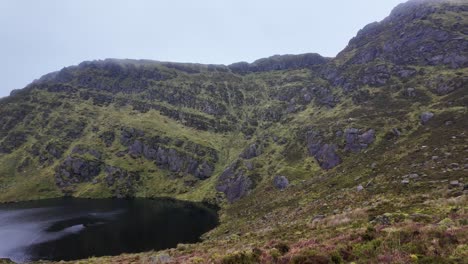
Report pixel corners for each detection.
[0,0,406,97]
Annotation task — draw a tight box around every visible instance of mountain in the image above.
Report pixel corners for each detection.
[1,0,467,263]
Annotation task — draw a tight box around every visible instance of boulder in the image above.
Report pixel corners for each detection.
[420,112,434,125]
[449,180,459,187]
[273,175,289,190]
[314,144,341,170]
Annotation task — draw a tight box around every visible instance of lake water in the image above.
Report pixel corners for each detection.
[0,198,218,262]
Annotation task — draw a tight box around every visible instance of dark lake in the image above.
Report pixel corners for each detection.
[0,198,218,263]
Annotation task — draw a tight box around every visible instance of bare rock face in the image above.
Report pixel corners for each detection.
[228,53,328,74]
[216,160,252,203]
[306,130,341,170]
[55,156,102,188]
[119,127,217,180]
[340,1,468,68]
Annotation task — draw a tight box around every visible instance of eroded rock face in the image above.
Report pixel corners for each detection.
[55,157,101,188]
[344,128,376,152]
[121,127,217,180]
[216,160,252,203]
[306,131,341,170]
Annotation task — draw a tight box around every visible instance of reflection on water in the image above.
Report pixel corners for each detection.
[0,198,218,263]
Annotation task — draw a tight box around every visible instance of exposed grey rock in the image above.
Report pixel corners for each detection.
[71,146,102,159]
[120,127,145,146]
[395,66,417,78]
[216,160,252,203]
[357,185,364,192]
[344,128,375,152]
[406,88,416,97]
[128,140,144,158]
[273,175,289,190]
[306,130,341,170]
[449,180,459,187]
[314,144,341,170]
[195,161,214,180]
[239,143,263,159]
[311,214,326,222]
[401,179,410,184]
[120,130,217,179]
[429,75,466,95]
[228,53,328,74]
[420,112,434,125]
[55,157,101,188]
[392,128,401,137]
[449,163,460,170]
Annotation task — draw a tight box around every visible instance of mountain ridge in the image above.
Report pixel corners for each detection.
[0,0,467,262]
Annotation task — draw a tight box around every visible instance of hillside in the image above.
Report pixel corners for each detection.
[0,0,467,263]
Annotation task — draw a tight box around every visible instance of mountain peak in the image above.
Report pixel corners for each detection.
[337,0,468,68]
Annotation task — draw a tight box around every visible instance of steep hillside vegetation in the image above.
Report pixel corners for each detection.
[0,0,467,263]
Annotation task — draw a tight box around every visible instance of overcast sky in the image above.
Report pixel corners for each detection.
[1,0,406,97]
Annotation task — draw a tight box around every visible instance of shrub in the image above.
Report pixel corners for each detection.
[274,241,290,255]
[361,226,376,241]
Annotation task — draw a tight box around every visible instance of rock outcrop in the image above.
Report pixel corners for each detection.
[216,160,252,203]
[55,157,102,188]
[306,131,341,170]
[228,53,329,74]
[344,128,375,152]
[120,127,217,179]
